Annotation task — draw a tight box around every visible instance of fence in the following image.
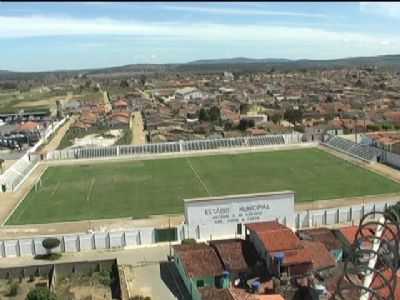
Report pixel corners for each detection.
[0,117,68,192]
[0,198,397,258]
[46,132,303,161]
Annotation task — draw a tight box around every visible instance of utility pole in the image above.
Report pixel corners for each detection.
[168,216,172,259]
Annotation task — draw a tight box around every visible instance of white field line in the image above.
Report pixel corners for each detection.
[185,157,211,197]
[86,178,96,202]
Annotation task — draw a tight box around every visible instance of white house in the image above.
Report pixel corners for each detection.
[175,87,202,102]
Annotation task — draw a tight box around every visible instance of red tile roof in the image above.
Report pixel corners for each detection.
[370,270,400,300]
[246,221,300,252]
[229,288,285,300]
[300,240,336,271]
[274,248,312,267]
[297,228,342,251]
[18,121,40,131]
[113,99,128,108]
[337,225,374,245]
[210,239,252,272]
[173,243,224,278]
[199,287,233,300]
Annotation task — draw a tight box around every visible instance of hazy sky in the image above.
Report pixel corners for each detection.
[1,2,400,72]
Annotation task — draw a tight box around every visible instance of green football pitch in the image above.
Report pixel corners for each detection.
[7,148,400,225]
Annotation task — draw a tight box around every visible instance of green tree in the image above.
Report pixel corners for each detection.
[26,287,57,300]
[238,119,255,131]
[199,108,209,122]
[284,108,303,126]
[270,114,281,124]
[42,238,60,254]
[209,106,221,122]
[120,80,129,88]
[139,75,146,86]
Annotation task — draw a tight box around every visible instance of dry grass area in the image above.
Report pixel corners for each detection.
[55,272,113,300]
[0,277,48,300]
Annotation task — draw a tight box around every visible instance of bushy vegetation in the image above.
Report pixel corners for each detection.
[115,128,132,145]
[181,238,197,245]
[26,287,57,300]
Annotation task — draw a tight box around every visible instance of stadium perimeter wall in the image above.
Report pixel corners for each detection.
[0,198,395,258]
[0,117,68,192]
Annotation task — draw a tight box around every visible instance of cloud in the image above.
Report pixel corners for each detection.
[360,2,400,18]
[162,5,328,19]
[0,15,398,51]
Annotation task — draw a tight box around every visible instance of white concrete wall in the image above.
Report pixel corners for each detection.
[0,117,68,192]
[0,198,396,258]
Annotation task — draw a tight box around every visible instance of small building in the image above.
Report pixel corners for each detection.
[110,111,131,128]
[17,121,41,133]
[362,131,400,154]
[175,87,202,102]
[210,239,257,283]
[245,221,313,277]
[297,228,343,262]
[333,225,374,259]
[173,243,225,299]
[113,99,129,111]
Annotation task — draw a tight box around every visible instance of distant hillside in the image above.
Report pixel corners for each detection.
[1,54,400,80]
[188,57,292,65]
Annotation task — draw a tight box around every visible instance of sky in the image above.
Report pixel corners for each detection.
[1,2,400,72]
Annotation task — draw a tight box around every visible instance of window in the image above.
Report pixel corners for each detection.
[197,280,204,288]
[237,223,242,235]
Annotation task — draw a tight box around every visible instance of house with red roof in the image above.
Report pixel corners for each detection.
[17,121,41,132]
[245,221,336,277]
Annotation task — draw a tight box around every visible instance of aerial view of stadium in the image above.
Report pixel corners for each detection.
[3,2,400,300]
[7,147,400,224]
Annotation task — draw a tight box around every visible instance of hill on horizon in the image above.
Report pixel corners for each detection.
[1,54,400,77]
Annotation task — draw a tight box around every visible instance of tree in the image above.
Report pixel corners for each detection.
[42,238,60,254]
[284,108,303,126]
[199,108,209,122]
[270,114,281,124]
[209,106,221,122]
[238,119,255,131]
[120,80,129,88]
[240,104,250,114]
[326,95,334,103]
[26,287,57,300]
[139,74,146,86]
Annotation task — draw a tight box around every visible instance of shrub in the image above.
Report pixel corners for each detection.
[96,270,112,287]
[7,281,19,297]
[181,238,196,245]
[26,287,57,300]
[42,238,60,253]
[130,296,151,300]
[34,253,62,261]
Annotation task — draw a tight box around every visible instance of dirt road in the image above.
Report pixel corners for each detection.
[40,115,77,153]
[130,111,146,145]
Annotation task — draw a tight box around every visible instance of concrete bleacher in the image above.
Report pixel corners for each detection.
[48,133,304,161]
[324,135,380,161]
[1,154,39,192]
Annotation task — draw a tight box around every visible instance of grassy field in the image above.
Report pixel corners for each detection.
[7,148,400,225]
